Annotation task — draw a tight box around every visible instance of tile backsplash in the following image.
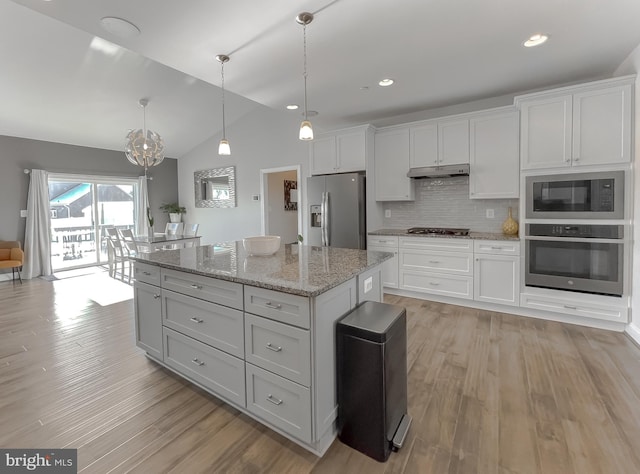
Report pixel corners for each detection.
[381,177,519,233]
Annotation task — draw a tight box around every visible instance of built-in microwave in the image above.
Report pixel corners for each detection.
[525,171,624,219]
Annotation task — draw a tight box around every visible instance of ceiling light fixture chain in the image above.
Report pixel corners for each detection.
[296,12,314,141]
[216,54,231,155]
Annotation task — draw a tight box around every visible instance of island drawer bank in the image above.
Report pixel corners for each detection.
[368,230,629,331]
[131,243,390,455]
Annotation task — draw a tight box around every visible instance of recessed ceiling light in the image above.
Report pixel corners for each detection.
[286,105,299,110]
[378,79,394,87]
[524,33,548,48]
[100,17,141,39]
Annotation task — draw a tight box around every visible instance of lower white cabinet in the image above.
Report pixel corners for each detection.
[367,236,399,288]
[473,240,520,306]
[133,280,163,361]
[520,293,627,323]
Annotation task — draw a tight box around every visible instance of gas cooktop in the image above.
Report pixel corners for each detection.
[406,227,470,236]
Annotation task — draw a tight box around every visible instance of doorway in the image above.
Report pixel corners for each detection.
[260,165,302,244]
[48,175,140,272]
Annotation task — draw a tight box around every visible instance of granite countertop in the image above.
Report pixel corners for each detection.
[368,228,519,241]
[132,242,392,297]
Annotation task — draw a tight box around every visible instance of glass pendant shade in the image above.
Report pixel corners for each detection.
[299,120,314,140]
[218,138,231,155]
[125,98,165,168]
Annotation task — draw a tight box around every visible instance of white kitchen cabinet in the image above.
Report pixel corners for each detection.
[310,125,371,175]
[133,280,163,361]
[374,128,414,201]
[473,240,520,307]
[520,292,627,324]
[438,118,470,166]
[367,235,399,289]
[398,237,473,299]
[469,108,519,199]
[517,76,633,170]
[409,121,438,168]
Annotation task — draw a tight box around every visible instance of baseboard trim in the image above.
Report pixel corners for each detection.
[625,323,640,347]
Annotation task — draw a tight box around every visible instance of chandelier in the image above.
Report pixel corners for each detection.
[216,54,231,155]
[125,98,165,169]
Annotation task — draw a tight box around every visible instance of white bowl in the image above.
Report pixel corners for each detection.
[243,235,281,256]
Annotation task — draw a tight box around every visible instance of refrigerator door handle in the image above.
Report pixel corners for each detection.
[325,191,331,246]
[321,192,327,246]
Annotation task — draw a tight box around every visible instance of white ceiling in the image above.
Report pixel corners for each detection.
[3,0,640,157]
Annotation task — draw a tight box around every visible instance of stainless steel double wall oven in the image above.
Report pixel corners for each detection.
[524,171,625,297]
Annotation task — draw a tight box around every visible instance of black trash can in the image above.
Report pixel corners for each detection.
[336,300,411,462]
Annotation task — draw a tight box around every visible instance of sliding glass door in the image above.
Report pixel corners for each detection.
[49,175,139,271]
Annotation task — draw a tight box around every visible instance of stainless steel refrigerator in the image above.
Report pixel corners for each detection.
[306,173,366,249]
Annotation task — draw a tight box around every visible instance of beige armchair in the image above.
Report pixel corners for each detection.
[0,241,24,283]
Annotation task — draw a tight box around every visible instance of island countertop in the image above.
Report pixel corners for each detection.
[131,242,392,297]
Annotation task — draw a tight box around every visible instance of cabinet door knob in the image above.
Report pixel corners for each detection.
[266,394,283,406]
[142,271,151,276]
[190,317,204,324]
[264,301,282,310]
[153,294,161,299]
[266,343,283,352]
[190,284,203,290]
[191,358,205,366]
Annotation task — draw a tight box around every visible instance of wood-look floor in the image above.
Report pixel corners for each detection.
[2,273,640,473]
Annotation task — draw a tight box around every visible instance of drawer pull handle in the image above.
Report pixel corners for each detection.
[153,294,161,299]
[191,358,205,366]
[142,271,151,276]
[266,343,282,352]
[490,246,504,250]
[190,317,204,324]
[429,282,440,286]
[564,305,577,310]
[264,301,282,310]
[266,394,283,406]
[190,284,203,290]
[428,260,440,264]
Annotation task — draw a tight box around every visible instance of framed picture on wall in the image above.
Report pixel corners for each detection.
[284,180,297,211]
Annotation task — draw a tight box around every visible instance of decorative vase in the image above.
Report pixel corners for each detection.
[502,207,519,235]
[169,213,182,223]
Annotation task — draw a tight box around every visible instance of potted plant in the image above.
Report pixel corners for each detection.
[159,202,187,223]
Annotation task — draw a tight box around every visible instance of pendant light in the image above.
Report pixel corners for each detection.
[216,54,231,155]
[125,98,165,170]
[296,12,314,141]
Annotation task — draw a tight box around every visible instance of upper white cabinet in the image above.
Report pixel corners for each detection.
[469,108,519,199]
[374,128,415,201]
[409,118,469,168]
[310,125,372,175]
[517,76,633,170]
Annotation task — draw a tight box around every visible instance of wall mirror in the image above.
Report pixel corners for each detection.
[194,166,236,208]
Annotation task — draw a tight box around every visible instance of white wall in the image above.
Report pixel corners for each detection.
[615,43,640,343]
[266,170,298,244]
[177,104,308,245]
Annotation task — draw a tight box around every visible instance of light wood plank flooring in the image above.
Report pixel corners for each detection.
[1,275,640,473]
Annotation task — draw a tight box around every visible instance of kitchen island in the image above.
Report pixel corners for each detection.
[131,242,391,455]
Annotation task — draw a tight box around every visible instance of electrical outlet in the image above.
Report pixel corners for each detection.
[364,276,373,293]
[20,210,28,218]
[486,209,495,218]
[384,209,391,218]
[251,194,260,201]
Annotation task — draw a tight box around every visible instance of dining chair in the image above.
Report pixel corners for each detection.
[165,222,184,235]
[105,227,131,282]
[182,223,200,247]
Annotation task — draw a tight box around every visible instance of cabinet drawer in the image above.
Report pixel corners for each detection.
[474,240,520,255]
[400,271,473,299]
[163,327,245,407]
[162,289,244,358]
[161,268,243,310]
[245,314,311,386]
[244,287,310,329]
[399,249,473,275]
[246,363,311,443]
[367,236,399,248]
[520,293,628,323]
[399,236,473,252]
[134,262,161,286]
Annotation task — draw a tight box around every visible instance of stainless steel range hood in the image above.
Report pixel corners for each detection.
[406,163,469,179]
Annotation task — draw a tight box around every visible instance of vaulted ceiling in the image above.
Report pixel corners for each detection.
[3,0,640,157]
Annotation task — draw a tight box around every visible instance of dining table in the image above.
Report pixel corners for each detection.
[134,233,201,251]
